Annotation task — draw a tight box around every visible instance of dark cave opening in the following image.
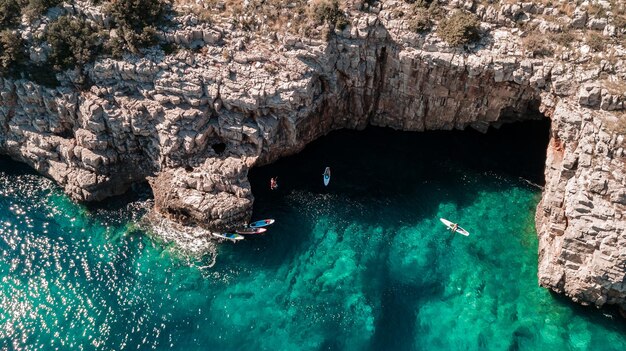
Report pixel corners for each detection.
[248,118,552,197]
[211,142,227,155]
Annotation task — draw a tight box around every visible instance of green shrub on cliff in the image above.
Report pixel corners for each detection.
[310,0,349,30]
[104,0,169,53]
[2,0,64,25]
[105,0,168,30]
[0,30,25,75]
[437,10,480,46]
[23,0,63,19]
[406,0,445,33]
[0,0,21,28]
[522,33,554,58]
[104,25,159,57]
[45,15,101,71]
[0,0,64,25]
[407,8,431,33]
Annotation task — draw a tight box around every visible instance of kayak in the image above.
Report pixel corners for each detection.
[236,227,268,235]
[323,167,331,186]
[249,219,275,228]
[439,218,470,236]
[212,232,244,242]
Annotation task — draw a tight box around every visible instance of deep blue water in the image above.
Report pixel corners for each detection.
[1,121,626,350]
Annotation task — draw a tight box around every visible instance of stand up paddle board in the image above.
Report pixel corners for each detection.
[439,218,470,236]
[249,219,275,228]
[212,232,244,242]
[323,167,331,186]
[236,227,268,235]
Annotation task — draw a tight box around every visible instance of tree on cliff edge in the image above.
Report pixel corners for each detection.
[45,15,100,71]
[0,0,21,28]
[0,30,25,76]
[437,10,480,47]
[104,0,170,55]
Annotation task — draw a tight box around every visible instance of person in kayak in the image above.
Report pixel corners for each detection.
[451,223,459,232]
[270,177,278,190]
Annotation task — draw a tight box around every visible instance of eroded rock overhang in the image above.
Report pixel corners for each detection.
[146,25,545,230]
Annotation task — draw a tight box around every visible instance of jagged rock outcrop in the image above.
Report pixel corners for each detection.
[536,100,626,311]
[0,0,625,313]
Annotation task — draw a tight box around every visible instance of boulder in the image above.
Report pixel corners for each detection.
[578,84,602,107]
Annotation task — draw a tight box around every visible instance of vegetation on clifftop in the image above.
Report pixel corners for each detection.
[310,0,349,30]
[0,0,171,84]
[1,0,63,23]
[176,0,351,40]
[23,0,63,18]
[0,30,25,75]
[45,15,100,71]
[0,0,623,97]
[0,0,21,28]
[104,0,169,55]
[436,10,481,46]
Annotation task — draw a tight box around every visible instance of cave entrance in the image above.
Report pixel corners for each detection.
[211,142,227,155]
[248,118,551,198]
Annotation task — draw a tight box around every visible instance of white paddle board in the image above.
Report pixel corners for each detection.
[323,167,331,186]
[440,218,470,236]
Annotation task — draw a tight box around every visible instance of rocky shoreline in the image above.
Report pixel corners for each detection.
[0,1,625,313]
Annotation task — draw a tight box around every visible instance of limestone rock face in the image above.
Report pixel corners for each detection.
[536,101,626,311]
[569,8,588,29]
[149,156,255,230]
[0,0,625,313]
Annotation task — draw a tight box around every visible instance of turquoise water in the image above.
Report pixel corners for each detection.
[1,123,626,350]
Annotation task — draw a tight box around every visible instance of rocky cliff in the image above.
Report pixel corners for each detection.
[0,1,625,312]
[537,100,626,311]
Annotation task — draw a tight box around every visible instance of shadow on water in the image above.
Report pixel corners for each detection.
[249,119,550,206]
[550,291,626,331]
[0,155,39,175]
[83,182,153,212]
[245,120,550,265]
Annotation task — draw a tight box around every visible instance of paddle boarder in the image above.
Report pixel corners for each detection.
[323,167,331,186]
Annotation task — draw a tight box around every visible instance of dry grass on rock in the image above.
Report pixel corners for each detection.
[174,0,351,38]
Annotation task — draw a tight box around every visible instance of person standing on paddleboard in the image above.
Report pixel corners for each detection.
[323,167,331,186]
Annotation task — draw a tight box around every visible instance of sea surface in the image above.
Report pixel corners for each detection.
[1,122,626,350]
